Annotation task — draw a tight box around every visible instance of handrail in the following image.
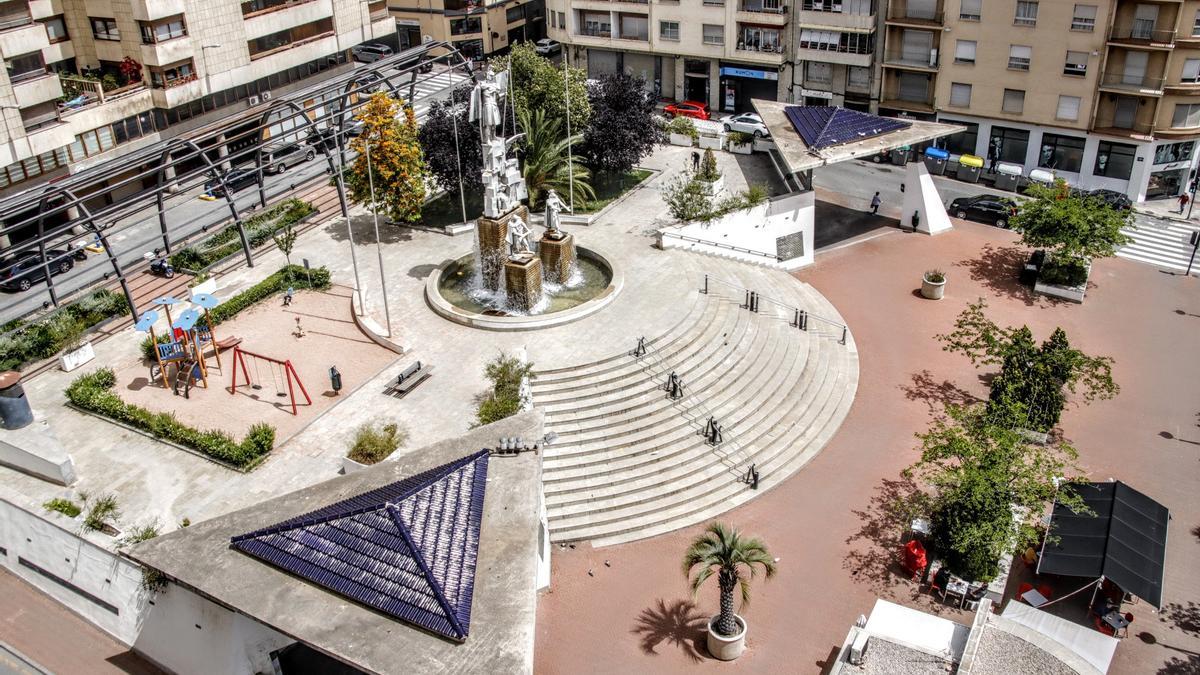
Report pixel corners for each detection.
[703,273,850,344]
[662,231,781,261]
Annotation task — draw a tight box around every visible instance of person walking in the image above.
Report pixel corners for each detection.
[1178,192,1190,215]
[691,151,700,172]
[870,192,881,215]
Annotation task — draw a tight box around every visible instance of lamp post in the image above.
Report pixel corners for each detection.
[364,137,392,336]
[201,44,221,95]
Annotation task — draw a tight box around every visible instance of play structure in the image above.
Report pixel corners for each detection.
[135,293,240,398]
[228,345,312,416]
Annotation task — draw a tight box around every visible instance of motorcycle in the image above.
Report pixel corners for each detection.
[144,251,175,278]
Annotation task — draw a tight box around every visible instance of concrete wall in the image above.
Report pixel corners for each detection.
[659,190,815,268]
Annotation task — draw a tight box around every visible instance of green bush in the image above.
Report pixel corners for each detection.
[66,367,276,468]
[43,498,81,518]
[347,422,408,465]
[0,289,128,371]
[169,199,315,272]
[1038,257,1089,287]
[727,131,754,146]
[666,115,698,140]
[83,494,120,533]
[698,149,720,182]
[474,352,534,426]
[208,265,331,325]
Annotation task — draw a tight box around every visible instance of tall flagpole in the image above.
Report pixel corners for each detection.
[364,134,392,337]
[563,51,574,212]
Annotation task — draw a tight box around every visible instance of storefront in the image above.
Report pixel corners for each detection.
[718,63,778,113]
[684,59,710,104]
[397,20,422,50]
[1146,140,1195,199]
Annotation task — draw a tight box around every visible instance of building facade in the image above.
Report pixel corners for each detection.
[0,0,395,196]
[386,0,546,63]
[791,0,881,111]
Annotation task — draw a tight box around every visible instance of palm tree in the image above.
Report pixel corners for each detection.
[682,522,777,637]
[517,107,594,208]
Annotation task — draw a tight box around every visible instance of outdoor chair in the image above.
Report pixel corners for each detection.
[902,540,927,581]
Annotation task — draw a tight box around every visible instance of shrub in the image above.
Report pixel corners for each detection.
[727,131,754,146]
[347,421,408,465]
[0,289,128,371]
[666,115,698,140]
[743,184,768,207]
[698,149,720,182]
[925,269,946,283]
[208,265,331,325]
[122,519,160,546]
[83,494,120,533]
[43,498,81,518]
[1038,258,1089,287]
[474,352,534,426]
[66,367,276,468]
[663,171,713,222]
[169,199,314,272]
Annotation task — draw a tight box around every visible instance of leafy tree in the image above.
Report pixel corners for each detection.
[698,149,720,182]
[580,73,657,174]
[346,92,426,223]
[905,403,1084,581]
[272,224,297,279]
[493,43,591,136]
[683,522,776,637]
[662,169,712,222]
[517,107,594,208]
[418,84,483,195]
[474,351,535,426]
[1011,178,1133,270]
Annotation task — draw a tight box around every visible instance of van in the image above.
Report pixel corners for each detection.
[262,142,315,174]
[352,43,393,63]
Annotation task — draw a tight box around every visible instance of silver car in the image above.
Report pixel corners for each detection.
[723,112,770,138]
[351,43,393,63]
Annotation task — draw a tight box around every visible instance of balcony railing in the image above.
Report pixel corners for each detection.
[883,51,938,68]
[22,110,61,132]
[886,6,942,23]
[741,0,786,13]
[241,0,319,19]
[0,13,31,31]
[1092,117,1154,134]
[57,75,149,114]
[1108,26,1175,44]
[736,42,784,53]
[8,67,48,84]
[797,39,873,54]
[801,0,852,10]
[618,31,649,40]
[1100,71,1165,91]
[579,27,613,37]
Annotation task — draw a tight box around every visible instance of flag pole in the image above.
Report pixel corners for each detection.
[563,51,574,212]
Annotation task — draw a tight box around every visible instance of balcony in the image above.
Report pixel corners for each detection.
[244,0,333,41]
[796,8,875,30]
[0,22,49,59]
[1091,117,1155,139]
[1099,71,1165,96]
[140,36,195,67]
[737,0,788,24]
[734,44,785,65]
[0,1,31,32]
[880,96,934,113]
[795,36,873,67]
[131,0,187,21]
[885,3,942,27]
[1107,25,1175,48]
[1164,79,1200,94]
[883,50,938,71]
[12,72,61,108]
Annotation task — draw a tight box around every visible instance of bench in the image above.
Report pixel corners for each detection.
[392,361,433,394]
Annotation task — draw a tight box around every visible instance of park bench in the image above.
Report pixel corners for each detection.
[391,361,433,394]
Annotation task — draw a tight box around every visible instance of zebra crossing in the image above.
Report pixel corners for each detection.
[406,70,467,122]
[1117,217,1200,276]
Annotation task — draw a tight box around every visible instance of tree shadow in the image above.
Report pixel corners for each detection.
[1158,654,1200,675]
[631,597,707,663]
[1159,601,1200,638]
[322,215,415,245]
[843,475,924,598]
[900,370,980,414]
[408,263,440,279]
[954,243,1073,308]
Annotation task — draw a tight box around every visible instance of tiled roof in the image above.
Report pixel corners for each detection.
[230,450,490,641]
[783,106,912,151]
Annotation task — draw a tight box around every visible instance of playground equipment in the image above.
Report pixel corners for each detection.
[135,307,207,396]
[190,293,229,369]
[228,345,312,415]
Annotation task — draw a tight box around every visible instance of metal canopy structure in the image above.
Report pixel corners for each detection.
[0,40,473,328]
[783,106,912,151]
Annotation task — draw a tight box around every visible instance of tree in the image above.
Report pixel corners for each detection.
[493,43,591,136]
[1011,178,1133,270]
[683,522,776,637]
[662,169,712,222]
[419,84,483,195]
[518,107,594,208]
[699,149,720,182]
[272,224,297,279]
[346,92,426,223]
[580,73,657,174]
[905,403,1085,581]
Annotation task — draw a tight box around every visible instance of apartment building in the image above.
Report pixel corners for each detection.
[386,0,546,62]
[882,0,1200,202]
[0,0,394,196]
[791,0,880,111]
[545,0,790,112]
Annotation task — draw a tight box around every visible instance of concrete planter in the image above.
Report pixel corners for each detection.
[728,141,753,155]
[1033,278,1086,303]
[921,273,946,300]
[699,175,724,196]
[342,456,369,474]
[698,133,725,150]
[189,277,217,298]
[669,133,695,147]
[59,342,95,372]
[1017,428,1050,445]
[707,614,747,661]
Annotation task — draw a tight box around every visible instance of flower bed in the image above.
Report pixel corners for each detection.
[0,289,128,371]
[169,199,315,273]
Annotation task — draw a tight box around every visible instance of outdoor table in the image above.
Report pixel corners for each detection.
[945,576,969,607]
[1021,588,1049,608]
[1103,610,1130,637]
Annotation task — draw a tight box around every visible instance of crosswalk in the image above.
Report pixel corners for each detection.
[406,71,465,122]
[1117,218,1200,275]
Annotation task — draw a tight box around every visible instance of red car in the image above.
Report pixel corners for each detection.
[664,101,709,121]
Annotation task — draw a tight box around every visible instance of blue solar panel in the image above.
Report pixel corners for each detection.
[783,106,911,150]
[231,450,490,641]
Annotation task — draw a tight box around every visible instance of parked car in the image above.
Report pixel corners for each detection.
[947,194,1019,228]
[664,100,710,121]
[351,43,393,63]
[534,38,561,55]
[722,112,769,138]
[0,250,75,291]
[204,167,260,197]
[262,142,315,175]
[305,121,364,153]
[1085,188,1133,211]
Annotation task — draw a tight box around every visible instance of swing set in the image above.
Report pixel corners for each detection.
[228,345,312,415]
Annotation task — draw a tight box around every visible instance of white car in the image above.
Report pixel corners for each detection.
[535,38,561,55]
[723,112,770,138]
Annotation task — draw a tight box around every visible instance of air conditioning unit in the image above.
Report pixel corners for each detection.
[848,632,870,666]
[261,90,272,101]
[248,95,261,106]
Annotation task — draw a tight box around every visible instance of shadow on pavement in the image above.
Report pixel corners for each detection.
[842,475,927,600]
[814,201,897,250]
[631,598,707,663]
[322,215,415,245]
[952,242,1079,309]
[899,369,980,414]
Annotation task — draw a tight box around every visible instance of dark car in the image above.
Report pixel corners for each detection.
[0,250,75,291]
[261,142,315,174]
[1085,188,1133,211]
[204,167,260,197]
[305,121,364,153]
[948,194,1018,228]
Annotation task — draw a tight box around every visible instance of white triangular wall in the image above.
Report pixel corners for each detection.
[900,161,953,235]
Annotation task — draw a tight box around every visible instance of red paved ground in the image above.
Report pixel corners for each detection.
[534,221,1200,674]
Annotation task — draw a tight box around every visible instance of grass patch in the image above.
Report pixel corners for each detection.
[0,289,128,371]
[169,199,315,272]
[575,169,653,214]
[347,421,408,465]
[43,498,81,518]
[82,494,120,533]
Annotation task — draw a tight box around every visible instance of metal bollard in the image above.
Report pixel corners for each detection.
[792,308,800,328]
[840,326,848,345]
[799,310,808,331]
[743,289,750,309]
[702,274,709,295]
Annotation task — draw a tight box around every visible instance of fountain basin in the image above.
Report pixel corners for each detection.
[426,246,622,331]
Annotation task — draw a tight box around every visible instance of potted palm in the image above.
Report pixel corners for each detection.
[683,522,777,661]
[921,269,946,300]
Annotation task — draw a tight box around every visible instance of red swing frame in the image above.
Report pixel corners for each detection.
[228,345,312,415]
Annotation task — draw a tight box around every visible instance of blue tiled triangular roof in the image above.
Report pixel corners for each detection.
[230,450,490,641]
[783,106,911,150]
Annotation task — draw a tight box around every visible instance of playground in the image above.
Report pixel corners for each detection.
[113,284,398,449]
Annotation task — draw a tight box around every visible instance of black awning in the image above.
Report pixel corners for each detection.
[1038,481,1170,608]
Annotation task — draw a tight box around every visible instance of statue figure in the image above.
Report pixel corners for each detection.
[469,69,527,219]
[507,216,533,257]
[543,188,570,236]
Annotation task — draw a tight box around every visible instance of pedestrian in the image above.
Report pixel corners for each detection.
[1178,193,1190,215]
[870,192,881,215]
[691,151,700,172]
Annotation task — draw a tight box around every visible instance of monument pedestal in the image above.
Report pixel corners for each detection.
[476,205,530,291]
[539,232,576,284]
[504,254,543,312]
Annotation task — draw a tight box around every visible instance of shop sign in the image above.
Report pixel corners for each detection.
[720,66,778,81]
[799,88,833,100]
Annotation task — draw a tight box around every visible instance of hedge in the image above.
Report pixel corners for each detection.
[0,290,128,371]
[66,368,275,468]
[208,264,331,325]
[170,199,315,272]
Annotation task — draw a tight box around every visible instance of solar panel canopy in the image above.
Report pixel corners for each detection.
[1039,481,1169,608]
[231,450,490,641]
[783,106,912,150]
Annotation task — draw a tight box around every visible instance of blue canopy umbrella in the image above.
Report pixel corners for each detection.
[134,310,160,333]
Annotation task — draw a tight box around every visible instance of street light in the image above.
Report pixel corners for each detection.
[201,44,221,94]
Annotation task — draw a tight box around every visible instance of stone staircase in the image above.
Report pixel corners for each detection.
[531,267,859,547]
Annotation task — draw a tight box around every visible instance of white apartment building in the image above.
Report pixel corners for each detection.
[0,0,394,196]
[791,0,880,111]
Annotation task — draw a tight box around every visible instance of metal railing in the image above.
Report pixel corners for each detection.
[741,1,786,13]
[703,274,850,345]
[1099,71,1165,91]
[885,6,943,23]
[663,232,780,261]
[797,39,874,55]
[1108,26,1175,44]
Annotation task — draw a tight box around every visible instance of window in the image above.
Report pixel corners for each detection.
[943,121,979,155]
[1193,10,1200,37]
[702,24,723,45]
[139,15,187,44]
[954,40,976,64]
[450,17,481,35]
[989,126,1029,163]
[558,11,565,27]
[659,21,679,40]
[1182,58,1200,83]
[1014,1,1037,26]
[620,15,648,40]
[506,5,524,22]
[248,18,333,58]
[90,17,119,41]
[39,15,68,43]
[1071,4,1096,31]
[582,14,610,36]
[1002,88,1024,113]
[848,66,870,88]
[949,82,971,106]
[1064,51,1088,77]
[1173,103,1200,129]
[549,12,555,28]
[806,62,832,83]
[1008,45,1031,70]
[1094,141,1136,179]
[959,0,981,21]
[1056,95,1081,120]
[6,52,45,83]
[1039,133,1085,172]
[703,0,724,5]
[149,60,195,88]
[1155,141,1194,164]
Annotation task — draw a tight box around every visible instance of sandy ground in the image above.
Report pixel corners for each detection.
[114,285,398,445]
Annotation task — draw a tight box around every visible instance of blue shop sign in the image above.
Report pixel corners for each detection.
[720,66,778,81]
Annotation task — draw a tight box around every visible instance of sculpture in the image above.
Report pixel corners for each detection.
[543,188,570,237]
[469,69,527,219]
[507,216,533,257]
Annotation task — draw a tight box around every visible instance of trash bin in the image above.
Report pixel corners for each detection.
[1027,168,1056,193]
[891,146,910,165]
[0,371,33,430]
[956,154,984,183]
[994,162,1023,191]
[923,147,949,175]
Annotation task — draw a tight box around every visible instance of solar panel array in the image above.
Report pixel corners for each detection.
[231,450,490,641]
[783,106,912,150]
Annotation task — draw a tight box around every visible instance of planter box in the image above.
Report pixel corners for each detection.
[728,141,753,155]
[669,133,694,147]
[699,175,724,196]
[1017,428,1049,445]
[698,133,725,150]
[190,277,217,298]
[342,456,369,474]
[1033,278,1086,303]
[59,342,95,372]
[921,275,946,300]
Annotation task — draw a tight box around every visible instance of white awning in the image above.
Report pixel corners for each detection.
[1001,602,1119,674]
[865,599,970,660]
